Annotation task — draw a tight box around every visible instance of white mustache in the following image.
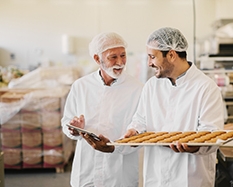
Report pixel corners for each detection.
[112,65,125,69]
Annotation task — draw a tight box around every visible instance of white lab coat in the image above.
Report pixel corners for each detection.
[61,70,143,187]
[127,63,224,187]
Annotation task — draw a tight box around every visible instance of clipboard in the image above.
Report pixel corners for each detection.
[66,124,100,141]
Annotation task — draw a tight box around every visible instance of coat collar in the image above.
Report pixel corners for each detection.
[95,69,126,86]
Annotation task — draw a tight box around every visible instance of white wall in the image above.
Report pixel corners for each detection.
[0,0,230,77]
[215,0,233,19]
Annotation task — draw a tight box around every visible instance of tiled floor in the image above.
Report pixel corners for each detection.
[4,148,233,187]
[4,160,72,187]
[3,149,144,187]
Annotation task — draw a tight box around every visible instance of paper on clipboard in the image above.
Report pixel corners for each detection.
[66,124,100,141]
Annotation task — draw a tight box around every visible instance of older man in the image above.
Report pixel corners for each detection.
[126,27,224,187]
[61,32,143,187]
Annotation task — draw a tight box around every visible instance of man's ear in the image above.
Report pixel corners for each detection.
[94,54,100,65]
[168,50,177,62]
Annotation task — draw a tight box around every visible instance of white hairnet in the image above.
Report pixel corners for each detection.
[146,27,188,52]
[89,32,127,57]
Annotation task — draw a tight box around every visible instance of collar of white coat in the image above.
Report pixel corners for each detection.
[174,62,196,86]
[96,69,126,86]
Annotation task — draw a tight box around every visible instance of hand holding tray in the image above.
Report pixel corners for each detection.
[66,124,100,141]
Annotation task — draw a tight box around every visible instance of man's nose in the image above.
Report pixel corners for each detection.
[116,57,125,66]
[148,60,153,67]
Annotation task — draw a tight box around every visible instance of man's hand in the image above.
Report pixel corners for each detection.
[124,128,139,147]
[82,133,115,153]
[170,142,200,153]
[68,115,85,136]
[124,128,138,138]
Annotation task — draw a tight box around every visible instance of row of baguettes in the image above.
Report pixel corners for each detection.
[115,131,233,144]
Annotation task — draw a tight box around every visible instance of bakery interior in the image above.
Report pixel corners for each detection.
[1,0,233,187]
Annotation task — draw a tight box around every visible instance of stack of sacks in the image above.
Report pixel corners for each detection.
[0,90,31,169]
[21,95,41,168]
[38,89,74,170]
[0,88,74,171]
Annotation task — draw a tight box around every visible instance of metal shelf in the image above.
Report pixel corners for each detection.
[202,69,233,74]
[207,57,233,61]
[225,102,233,105]
[199,56,233,61]
[227,116,233,120]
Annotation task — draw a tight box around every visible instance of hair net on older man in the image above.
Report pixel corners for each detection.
[146,27,188,52]
[89,32,127,57]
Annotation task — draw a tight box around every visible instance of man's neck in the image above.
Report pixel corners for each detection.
[99,70,116,86]
[169,61,191,86]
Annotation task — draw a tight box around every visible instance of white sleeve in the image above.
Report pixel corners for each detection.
[195,84,224,155]
[197,85,224,131]
[112,144,142,155]
[61,84,81,141]
[127,87,147,133]
[193,146,219,155]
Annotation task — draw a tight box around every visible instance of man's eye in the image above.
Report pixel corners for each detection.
[149,55,155,59]
[108,56,116,60]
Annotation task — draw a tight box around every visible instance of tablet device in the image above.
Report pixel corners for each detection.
[66,124,100,141]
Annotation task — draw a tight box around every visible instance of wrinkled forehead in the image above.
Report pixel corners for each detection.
[102,47,126,56]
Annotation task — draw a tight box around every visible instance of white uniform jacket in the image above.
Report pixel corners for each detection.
[127,63,224,187]
[61,70,143,187]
